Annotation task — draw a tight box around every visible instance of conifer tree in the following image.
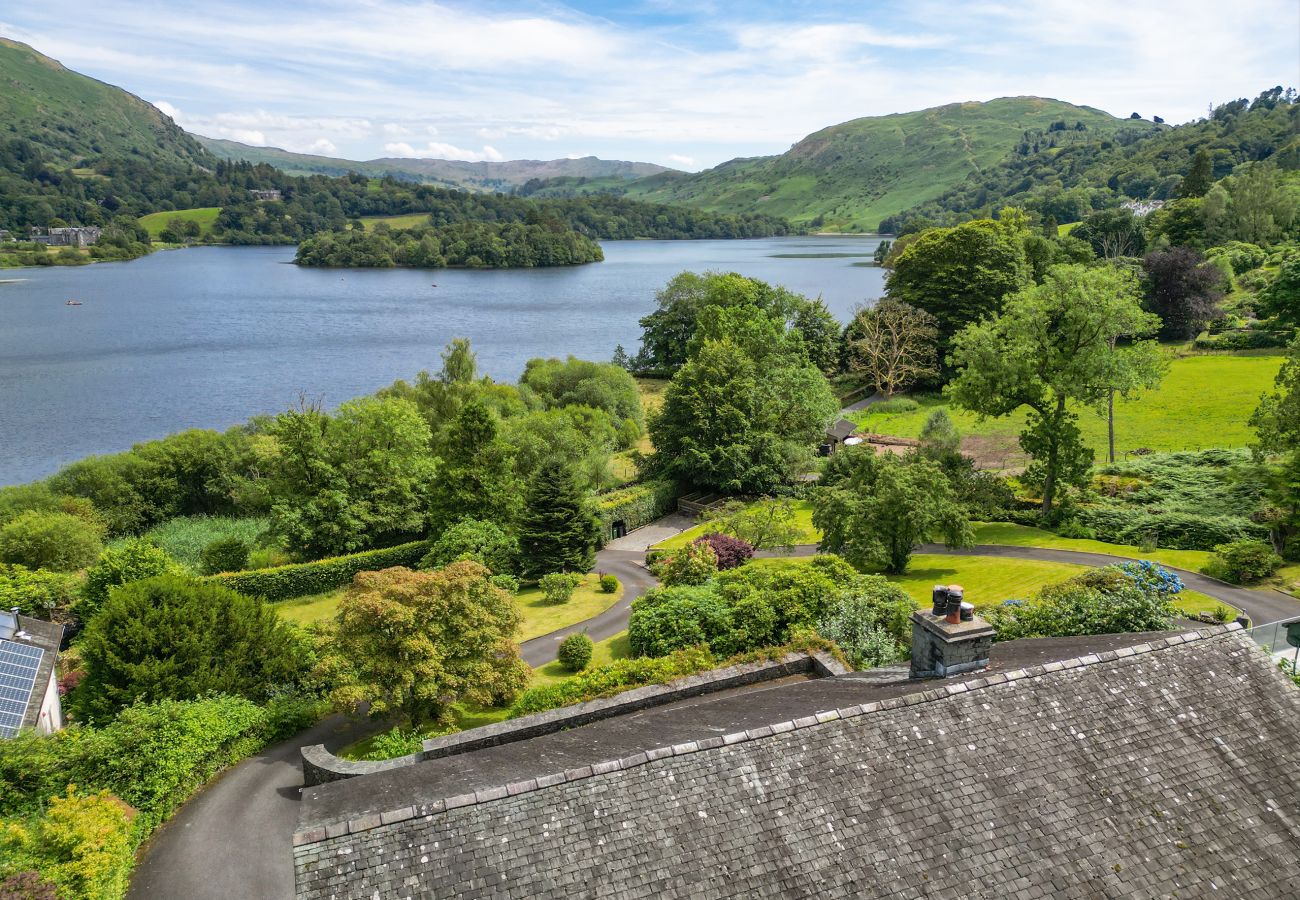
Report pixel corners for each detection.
[517,459,599,580]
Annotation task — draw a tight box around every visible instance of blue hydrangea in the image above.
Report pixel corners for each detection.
[1115,559,1184,596]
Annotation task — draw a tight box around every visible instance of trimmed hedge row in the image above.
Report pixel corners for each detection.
[595,480,677,544]
[203,540,431,602]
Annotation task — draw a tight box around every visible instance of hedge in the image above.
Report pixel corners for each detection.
[595,481,677,544]
[202,540,430,601]
[1193,328,1291,351]
[1074,506,1266,551]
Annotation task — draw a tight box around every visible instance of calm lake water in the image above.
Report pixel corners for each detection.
[0,236,885,485]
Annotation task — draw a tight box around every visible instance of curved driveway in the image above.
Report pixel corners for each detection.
[127,530,1298,900]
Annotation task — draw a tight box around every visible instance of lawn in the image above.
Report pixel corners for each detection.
[652,499,820,551]
[848,353,1285,465]
[971,522,1212,572]
[514,574,623,641]
[138,207,221,240]
[273,572,622,640]
[357,213,431,230]
[530,631,631,688]
[612,377,668,482]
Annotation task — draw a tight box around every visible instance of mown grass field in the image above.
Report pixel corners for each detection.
[970,522,1212,572]
[138,206,221,240]
[653,499,819,551]
[274,573,621,641]
[849,353,1284,466]
[357,213,431,230]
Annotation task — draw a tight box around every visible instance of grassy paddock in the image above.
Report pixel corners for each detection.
[138,207,221,240]
[653,499,820,551]
[849,354,1284,464]
[357,213,432,230]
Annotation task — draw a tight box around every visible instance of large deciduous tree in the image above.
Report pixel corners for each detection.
[947,264,1166,515]
[517,459,600,581]
[844,299,940,396]
[1071,208,1147,259]
[813,448,972,574]
[427,400,521,535]
[1142,247,1225,340]
[320,562,530,729]
[1249,338,1300,557]
[884,218,1032,343]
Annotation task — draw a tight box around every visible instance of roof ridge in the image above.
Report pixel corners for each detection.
[292,624,1245,849]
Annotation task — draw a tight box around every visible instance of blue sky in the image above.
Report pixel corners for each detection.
[3,1,1297,169]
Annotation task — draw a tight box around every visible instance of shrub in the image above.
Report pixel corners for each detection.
[0,789,135,900]
[418,519,518,575]
[815,577,916,669]
[1075,506,1264,550]
[80,539,183,622]
[539,571,584,604]
[598,573,619,593]
[358,727,430,762]
[508,647,715,717]
[557,633,594,672]
[203,539,430,601]
[73,576,305,721]
[988,562,1179,640]
[691,533,753,570]
[490,574,521,594]
[0,565,78,619]
[0,512,104,572]
[659,541,718,586]
[1202,540,1283,584]
[199,536,250,575]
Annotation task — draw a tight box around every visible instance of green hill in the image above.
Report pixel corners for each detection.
[197,136,673,192]
[557,98,1134,232]
[0,37,208,167]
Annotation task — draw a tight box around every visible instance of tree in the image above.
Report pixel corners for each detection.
[426,400,520,535]
[268,396,435,558]
[1177,149,1214,198]
[1142,247,1225,340]
[1250,338,1300,556]
[947,264,1167,515]
[918,408,963,462]
[1202,163,1298,246]
[419,518,518,574]
[845,299,939,396]
[320,562,529,729]
[813,448,972,574]
[884,218,1031,342]
[1072,208,1146,259]
[650,335,836,494]
[80,538,183,621]
[701,498,803,551]
[517,459,599,581]
[1258,253,1300,329]
[519,356,644,447]
[791,299,842,374]
[72,575,303,721]
[0,512,103,572]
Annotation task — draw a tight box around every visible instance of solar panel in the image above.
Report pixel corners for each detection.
[0,640,44,738]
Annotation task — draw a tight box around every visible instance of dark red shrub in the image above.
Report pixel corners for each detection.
[692,533,754,570]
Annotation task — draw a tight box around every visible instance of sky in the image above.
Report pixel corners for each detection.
[2,1,1297,170]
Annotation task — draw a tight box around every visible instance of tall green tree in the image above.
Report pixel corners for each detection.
[1250,337,1300,556]
[72,575,303,721]
[320,562,530,729]
[813,448,972,574]
[884,218,1032,342]
[517,459,600,580]
[947,264,1166,515]
[1258,253,1300,329]
[427,400,522,535]
[1177,149,1214,198]
[791,298,842,374]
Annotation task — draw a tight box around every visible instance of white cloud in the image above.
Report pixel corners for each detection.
[303,138,338,156]
[667,154,696,168]
[383,141,505,162]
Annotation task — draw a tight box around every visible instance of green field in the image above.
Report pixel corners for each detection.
[970,522,1212,572]
[530,631,631,688]
[850,353,1284,465]
[358,213,431,230]
[138,207,221,240]
[274,572,621,641]
[653,500,819,551]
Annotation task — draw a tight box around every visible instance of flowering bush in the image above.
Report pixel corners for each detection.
[988,562,1178,640]
[659,541,718,587]
[691,533,754,570]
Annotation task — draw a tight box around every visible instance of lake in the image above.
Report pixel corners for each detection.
[0,236,886,485]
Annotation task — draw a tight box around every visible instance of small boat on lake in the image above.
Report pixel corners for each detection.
[65,299,83,306]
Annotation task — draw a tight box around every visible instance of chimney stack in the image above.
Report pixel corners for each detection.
[910,586,994,679]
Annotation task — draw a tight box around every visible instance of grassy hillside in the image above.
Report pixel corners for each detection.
[0,37,209,167]
[138,207,221,240]
[197,136,672,192]
[595,98,1131,231]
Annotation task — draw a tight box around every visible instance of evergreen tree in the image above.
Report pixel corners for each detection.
[517,459,599,580]
[427,401,522,534]
[1177,149,1214,198]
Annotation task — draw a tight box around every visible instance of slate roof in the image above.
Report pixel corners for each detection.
[293,627,1300,899]
[826,418,857,441]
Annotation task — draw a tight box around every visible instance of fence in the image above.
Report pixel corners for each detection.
[1246,615,1300,669]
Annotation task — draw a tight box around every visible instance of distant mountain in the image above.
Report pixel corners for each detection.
[527,98,1139,231]
[0,37,209,168]
[196,137,674,192]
